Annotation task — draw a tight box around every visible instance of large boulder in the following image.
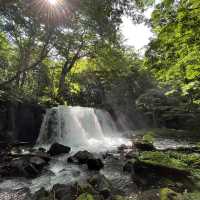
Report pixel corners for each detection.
[0,154,48,178]
[9,157,39,178]
[87,158,104,171]
[48,143,71,156]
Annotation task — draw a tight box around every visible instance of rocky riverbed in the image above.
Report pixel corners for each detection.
[0,129,200,200]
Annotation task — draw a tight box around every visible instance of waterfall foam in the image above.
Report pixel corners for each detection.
[37,106,130,152]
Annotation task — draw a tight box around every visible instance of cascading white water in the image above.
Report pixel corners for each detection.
[37,106,130,152]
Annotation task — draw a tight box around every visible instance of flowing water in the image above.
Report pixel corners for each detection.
[0,106,133,196]
[37,106,131,152]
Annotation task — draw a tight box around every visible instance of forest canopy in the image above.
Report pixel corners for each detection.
[0,0,200,117]
[0,0,154,104]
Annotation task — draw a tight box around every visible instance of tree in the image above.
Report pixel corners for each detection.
[145,0,200,111]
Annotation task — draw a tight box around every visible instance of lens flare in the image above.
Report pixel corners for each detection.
[48,0,57,5]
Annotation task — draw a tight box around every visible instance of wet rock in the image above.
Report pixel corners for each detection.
[75,193,95,200]
[125,151,138,159]
[100,188,111,199]
[88,174,112,198]
[33,152,51,162]
[48,143,71,156]
[0,154,48,178]
[52,184,73,200]
[159,188,182,200]
[38,147,46,153]
[32,187,52,200]
[123,159,137,173]
[29,156,47,170]
[87,158,104,171]
[112,195,128,200]
[137,189,160,200]
[118,144,129,152]
[69,151,94,164]
[134,141,155,151]
[9,158,39,178]
[72,181,96,196]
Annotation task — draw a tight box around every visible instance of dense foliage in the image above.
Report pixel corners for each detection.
[145,0,200,111]
[1,0,200,129]
[0,0,153,104]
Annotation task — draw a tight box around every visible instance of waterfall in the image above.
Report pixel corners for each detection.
[37,106,129,152]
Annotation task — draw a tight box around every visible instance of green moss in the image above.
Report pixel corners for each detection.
[113,195,128,200]
[139,151,200,171]
[159,188,182,200]
[76,193,94,200]
[73,182,95,196]
[143,131,155,144]
[139,151,187,170]
[183,192,200,200]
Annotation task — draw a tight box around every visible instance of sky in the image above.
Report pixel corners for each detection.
[120,6,156,52]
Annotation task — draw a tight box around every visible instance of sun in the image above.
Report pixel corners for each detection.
[48,0,57,5]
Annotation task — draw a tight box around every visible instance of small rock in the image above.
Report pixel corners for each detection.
[123,159,137,173]
[72,151,94,164]
[30,156,47,170]
[88,174,112,197]
[87,158,104,171]
[48,143,71,156]
[134,141,155,151]
[52,184,73,200]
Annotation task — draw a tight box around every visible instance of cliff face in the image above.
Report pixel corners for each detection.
[0,101,45,144]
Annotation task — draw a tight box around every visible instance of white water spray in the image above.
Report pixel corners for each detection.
[37,106,130,152]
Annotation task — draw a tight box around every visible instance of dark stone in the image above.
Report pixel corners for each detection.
[137,189,160,200]
[118,144,129,151]
[134,141,155,151]
[0,154,48,178]
[8,157,39,178]
[71,181,96,196]
[99,188,111,199]
[123,159,137,173]
[125,151,138,159]
[52,184,73,200]
[32,187,51,200]
[72,150,94,164]
[38,147,46,152]
[29,156,47,170]
[87,158,104,171]
[88,174,112,197]
[34,152,51,162]
[48,143,71,156]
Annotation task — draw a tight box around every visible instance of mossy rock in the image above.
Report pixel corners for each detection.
[76,193,94,200]
[143,131,155,144]
[183,192,200,200]
[138,151,194,172]
[113,195,128,200]
[32,188,53,200]
[134,141,155,151]
[123,158,138,173]
[72,182,96,196]
[159,188,182,200]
